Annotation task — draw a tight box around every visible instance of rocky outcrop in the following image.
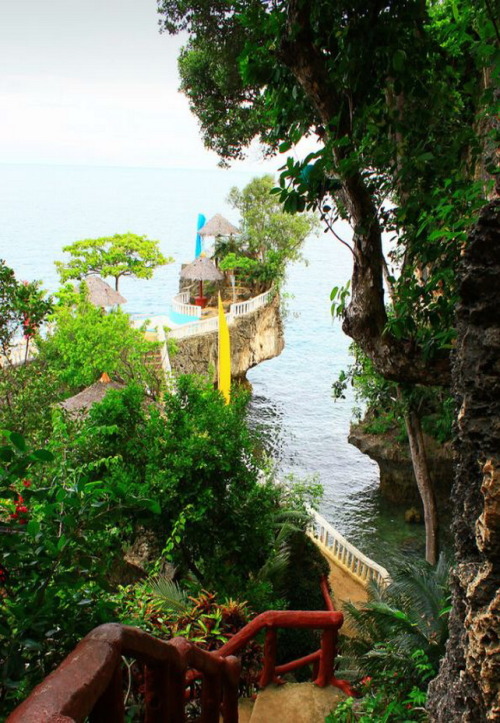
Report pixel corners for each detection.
[348,425,454,505]
[170,294,284,380]
[428,200,500,721]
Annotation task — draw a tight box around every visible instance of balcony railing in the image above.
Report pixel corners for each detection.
[229,288,274,317]
[168,287,275,340]
[171,291,202,318]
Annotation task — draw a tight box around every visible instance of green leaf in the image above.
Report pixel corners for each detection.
[9,432,27,451]
[27,520,40,537]
[31,449,54,462]
[0,447,14,462]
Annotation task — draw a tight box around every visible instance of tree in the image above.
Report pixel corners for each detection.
[0,260,53,362]
[158,0,497,566]
[37,288,162,393]
[55,232,173,291]
[221,174,317,291]
[228,174,316,265]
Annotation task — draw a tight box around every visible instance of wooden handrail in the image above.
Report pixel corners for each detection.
[7,606,354,722]
[6,624,240,723]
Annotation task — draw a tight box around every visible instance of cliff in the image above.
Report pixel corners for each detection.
[348,424,454,505]
[428,200,500,722]
[170,294,284,380]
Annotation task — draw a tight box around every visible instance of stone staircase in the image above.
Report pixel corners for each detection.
[236,683,346,723]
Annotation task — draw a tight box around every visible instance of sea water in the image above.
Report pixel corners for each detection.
[0,163,425,563]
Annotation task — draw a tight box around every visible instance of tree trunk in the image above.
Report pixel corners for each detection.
[427,200,500,721]
[404,406,439,565]
[279,0,451,388]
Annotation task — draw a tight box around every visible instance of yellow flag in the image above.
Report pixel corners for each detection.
[218,293,231,404]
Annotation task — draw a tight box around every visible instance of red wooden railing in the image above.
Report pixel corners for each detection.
[7,580,354,722]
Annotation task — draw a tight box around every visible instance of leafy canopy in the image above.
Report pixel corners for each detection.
[55,232,173,291]
[219,174,317,290]
[159,0,497,381]
[37,287,161,391]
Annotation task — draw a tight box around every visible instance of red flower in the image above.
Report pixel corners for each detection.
[22,479,32,488]
[16,505,28,514]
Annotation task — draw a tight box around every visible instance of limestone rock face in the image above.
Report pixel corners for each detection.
[427,200,500,722]
[348,426,454,505]
[170,294,284,380]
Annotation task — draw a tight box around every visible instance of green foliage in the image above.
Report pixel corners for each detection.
[0,360,62,445]
[223,175,317,291]
[327,651,433,721]
[55,232,173,291]
[161,0,496,371]
[330,281,351,320]
[37,289,161,392]
[141,375,292,599]
[0,430,161,715]
[212,174,318,294]
[339,554,450,682]
[276,531,330,679]
[116,585,263,714]
[326,555,450,721]
[334,345,454,444]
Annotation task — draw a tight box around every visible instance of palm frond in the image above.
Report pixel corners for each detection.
[340,553,451,680]
[145,574,190,614]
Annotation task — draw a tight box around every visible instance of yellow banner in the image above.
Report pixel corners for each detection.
[218,293,231,404]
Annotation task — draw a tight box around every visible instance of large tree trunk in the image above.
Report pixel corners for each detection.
[279,0,450,388]
[427,200,500,721]
[404,406,439,565]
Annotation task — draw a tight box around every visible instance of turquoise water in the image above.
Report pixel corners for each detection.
[0,163,426,564]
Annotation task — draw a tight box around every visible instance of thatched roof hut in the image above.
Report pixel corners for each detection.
[59,373,125,417]
[84,276,127,307]
[180,256,224,282]
[198,214,239,238]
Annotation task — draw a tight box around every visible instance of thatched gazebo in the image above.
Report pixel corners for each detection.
[59,373,124,417]
[180,255,224,308]
[84,276,127,307]
[198,214,239,238]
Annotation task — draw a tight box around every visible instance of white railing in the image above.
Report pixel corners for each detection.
[169,315,225,340]
[307,508,391,588]
[167,287,275,340]
[230,288,274,317]
[154,322,172,375]
[171,291,202,318]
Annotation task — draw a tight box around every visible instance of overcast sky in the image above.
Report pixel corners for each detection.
[0,0,285,171]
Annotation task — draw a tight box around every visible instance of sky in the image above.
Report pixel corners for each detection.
[0,0,289,171]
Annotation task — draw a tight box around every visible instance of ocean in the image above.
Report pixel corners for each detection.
[0,163,425,563]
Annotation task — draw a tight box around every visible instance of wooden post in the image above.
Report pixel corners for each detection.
[200,670,222,723]
[89,663,124,723]
[221,656,241,723]
[315,628,335,687]
[259,628,277,687]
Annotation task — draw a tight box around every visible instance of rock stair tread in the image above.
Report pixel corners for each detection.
[238,682,346,723]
